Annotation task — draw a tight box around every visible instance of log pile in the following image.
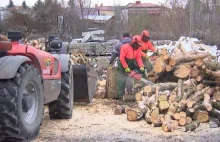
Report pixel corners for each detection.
[114,43,220,132]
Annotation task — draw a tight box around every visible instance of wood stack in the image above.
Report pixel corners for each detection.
[114,43,220,132]
[70,52,91,65]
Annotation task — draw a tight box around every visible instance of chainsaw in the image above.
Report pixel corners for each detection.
[127,70,154,85]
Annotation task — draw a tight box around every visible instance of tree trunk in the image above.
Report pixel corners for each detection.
[135,92,143,102]
[205,69,220,79]
[169,52,211,66]
[153,57,166,73]
[144,82,177,93]
[210,108,220,118]
[114,106,125,115]
[174,65,191,79]
[204,61,220,71]
[127,107,146,121]
[123,95,136,102]
[186,117,193,125]
[176,79,183,102]
[150,107,160,123]
[182,121,200,132]
[197,110,209,123]
[152,122,163,127]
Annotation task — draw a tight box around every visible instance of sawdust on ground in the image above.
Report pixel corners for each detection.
[33,99,220,142]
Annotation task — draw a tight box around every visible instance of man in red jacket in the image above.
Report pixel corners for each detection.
[117,35,144,99]
[140,30,156,72]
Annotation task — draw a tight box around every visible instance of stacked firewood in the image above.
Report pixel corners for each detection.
[114,41,220,132]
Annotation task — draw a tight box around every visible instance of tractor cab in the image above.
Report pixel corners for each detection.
[45,35,67,54]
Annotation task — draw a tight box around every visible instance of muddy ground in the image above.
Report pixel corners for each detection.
[34,99,220,142]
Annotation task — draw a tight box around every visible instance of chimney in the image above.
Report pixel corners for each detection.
[95,4,98,8]
[136,1,141,5]
[100,3,103,7]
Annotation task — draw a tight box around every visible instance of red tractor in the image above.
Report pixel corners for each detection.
[0,33,97,141]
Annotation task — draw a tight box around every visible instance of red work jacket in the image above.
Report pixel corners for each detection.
[120,43,144,69]
[141,41,155,57]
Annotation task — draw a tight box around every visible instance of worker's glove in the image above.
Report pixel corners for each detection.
[125,68,131,73]
[140,67,145,73]
[146,55,150,60]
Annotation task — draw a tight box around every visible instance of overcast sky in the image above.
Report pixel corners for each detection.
[0,0,165,7]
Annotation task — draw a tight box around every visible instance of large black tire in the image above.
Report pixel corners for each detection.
[49,72,73,119]
[0,63,44,141]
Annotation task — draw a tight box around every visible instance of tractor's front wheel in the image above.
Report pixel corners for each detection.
[49,72,73,119]
[0,63,44,141]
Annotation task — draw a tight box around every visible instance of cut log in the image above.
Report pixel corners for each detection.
[210,108,220,117]
[190,66,200,78]
[196,84,204,91]
[183,78,196,86]
[176,79,183,102]
[163,54,170,60]
[162,121,175,132]
[213,92,220,101]
[125,107,131,114]
[174,65,191,79]
[179,118,186,126]
[182,87,196,100]
[191,87,210,102]
[173,113,180,120]
[114,106,125,115]
[195,75,203,82]
[186,117,193,125]
[187,101,196,108]
[135,92,143,102]
[152,122,163,127]
[197,110,209,123]
[182,121,200,132]
[195,59,203,67]
[204,61,220,71]
[154,57,166,73]
[203,94,212,111]
[205,69,220,79]
[168,103,178,114]
[169,52,211,66]
[166,65,172,72]
[159,101,170,110]
[127,107,146,121]
[180,112,187,118]
[145,110,152,124]
[150,107,160,123]
[169,94,177,103]
[144,83,177,93]
[158,94,168,102]
[205,87,215,96]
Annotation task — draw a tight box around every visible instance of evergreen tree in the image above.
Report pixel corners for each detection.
[7,0,14,8]
[22,1,27,9]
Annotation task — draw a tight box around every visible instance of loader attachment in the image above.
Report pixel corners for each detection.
[72,64,98,103]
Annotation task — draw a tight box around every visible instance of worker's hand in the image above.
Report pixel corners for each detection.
[125,68,131,73]
[140,67,145,72]
[146,55,150,60]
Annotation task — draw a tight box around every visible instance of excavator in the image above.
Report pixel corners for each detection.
[0,16,97,141]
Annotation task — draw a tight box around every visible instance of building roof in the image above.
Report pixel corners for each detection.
[123,2,160,9]
[98,6,114,11]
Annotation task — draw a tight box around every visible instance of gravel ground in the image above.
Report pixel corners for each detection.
[33,99,220,142]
